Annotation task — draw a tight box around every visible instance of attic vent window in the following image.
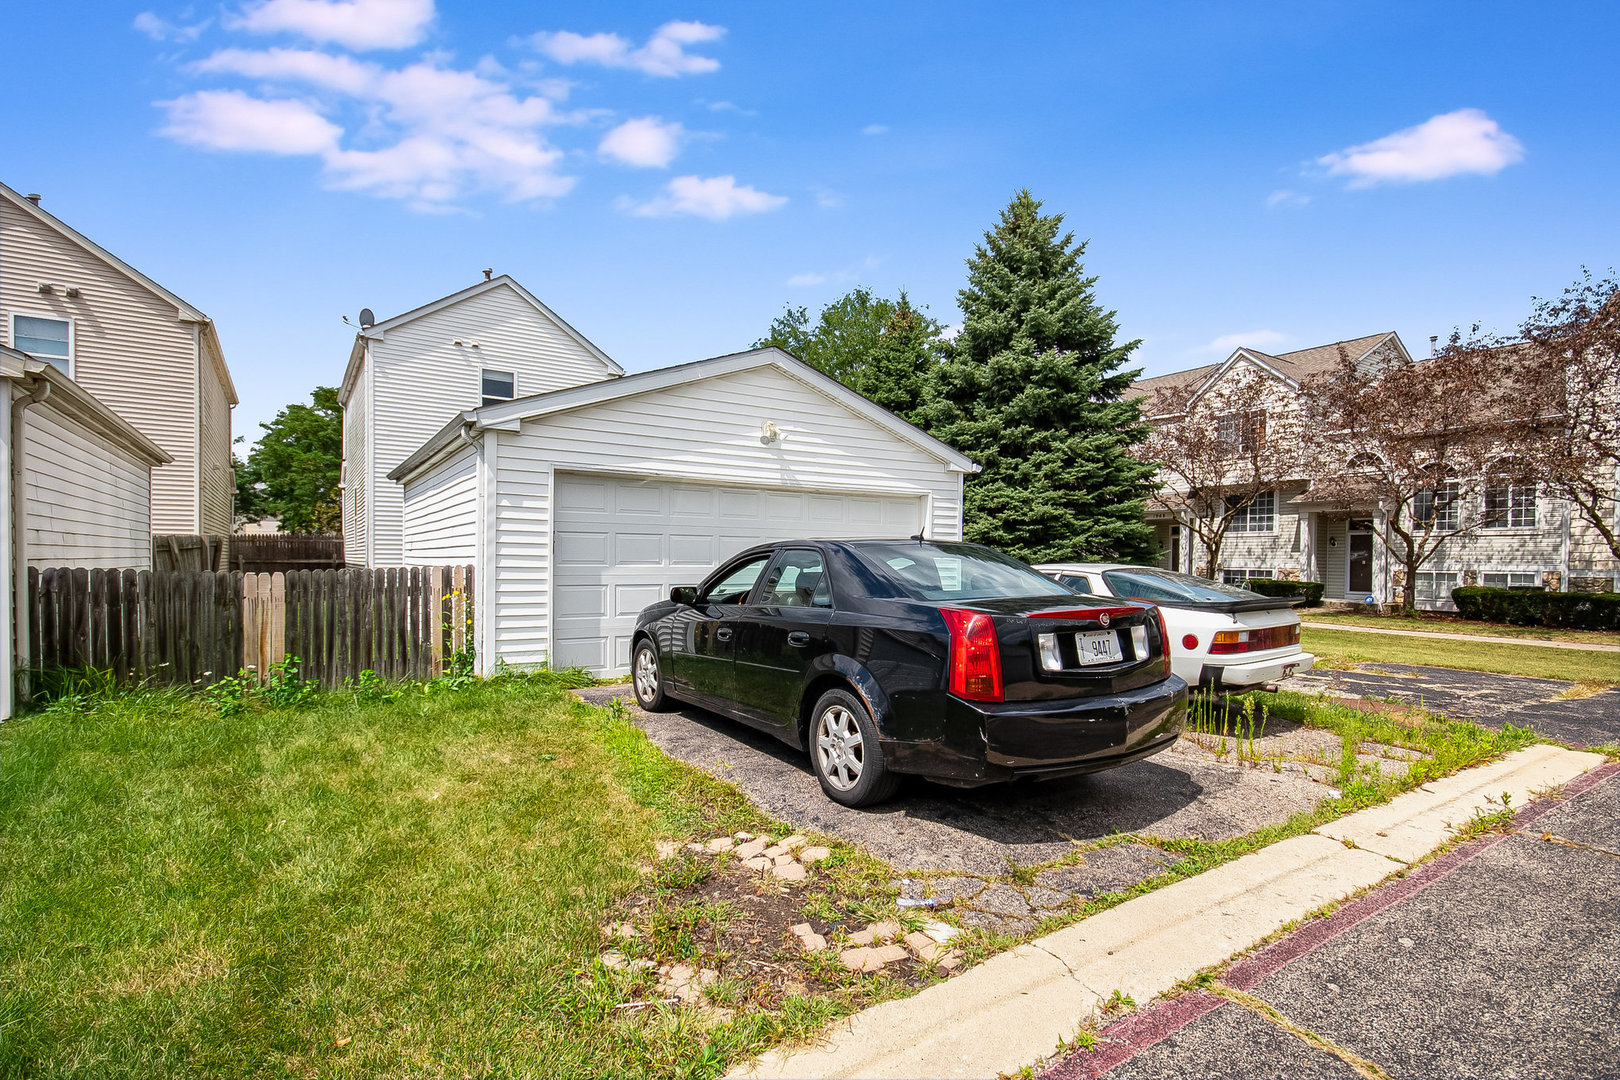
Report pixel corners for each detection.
[481,369,515,407]
[11,314,73,374]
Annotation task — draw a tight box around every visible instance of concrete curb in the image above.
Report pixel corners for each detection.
[1299,621,1620,652]
[732,745,1605,1080]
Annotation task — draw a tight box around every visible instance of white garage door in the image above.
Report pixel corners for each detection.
[552,473,923,674]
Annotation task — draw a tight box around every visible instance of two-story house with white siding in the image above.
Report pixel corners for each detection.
[339,273,626,567]
[0,182,238,548]
[1132,331,1618,609]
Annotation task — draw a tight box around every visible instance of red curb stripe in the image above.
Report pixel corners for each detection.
[1039,758,1619,1077]
[1037,991,1225,1080]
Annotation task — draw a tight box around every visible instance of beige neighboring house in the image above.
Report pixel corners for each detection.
[0,182,238,545]
[1133,331,1619,609]
[2,344,172,718]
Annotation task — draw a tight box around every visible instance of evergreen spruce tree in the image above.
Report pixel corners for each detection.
[852,292,938,427]
[920,190,1157,563]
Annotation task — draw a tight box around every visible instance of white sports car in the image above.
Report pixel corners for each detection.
[1033,564,1315,692]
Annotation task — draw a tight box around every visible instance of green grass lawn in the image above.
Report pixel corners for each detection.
[1304,627,1620,687]
[0,675,810,1079]
[1300,610,1619,646]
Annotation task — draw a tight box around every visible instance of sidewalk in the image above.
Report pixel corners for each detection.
[1042,761,1620,1080]
[732,744,1606,1080]
[1300,621,1620,653]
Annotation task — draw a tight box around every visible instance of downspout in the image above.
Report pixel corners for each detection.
[454,419,488,675]
[10,378,52,707]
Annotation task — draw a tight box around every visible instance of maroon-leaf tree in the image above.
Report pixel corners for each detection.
[1299,345,1532,613]
[1140,364,1306,578]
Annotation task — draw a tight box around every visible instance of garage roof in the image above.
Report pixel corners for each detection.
[388,346,979,481]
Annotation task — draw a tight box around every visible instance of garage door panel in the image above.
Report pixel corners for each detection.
[551,475,923,676]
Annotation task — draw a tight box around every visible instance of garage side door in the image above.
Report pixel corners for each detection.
[552,474,922,674]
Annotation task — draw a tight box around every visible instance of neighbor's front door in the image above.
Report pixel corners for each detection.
[1347,524,1374,595]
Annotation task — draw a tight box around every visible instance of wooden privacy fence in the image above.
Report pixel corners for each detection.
[26,565,473,690]
[230,534,345,575]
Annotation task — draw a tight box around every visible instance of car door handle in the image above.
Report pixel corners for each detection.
[787,631,811,647]
[715,628,734,642]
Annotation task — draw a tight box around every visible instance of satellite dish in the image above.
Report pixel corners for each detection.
[358,307,376,329]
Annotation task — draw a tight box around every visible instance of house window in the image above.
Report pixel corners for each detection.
[1228,490,1276,533]
[1222,569,1276,585]
[1482,482,1536,529]
[1217,411,1266,454]
[1412,480,1460,531]
[1413,571,1457,603]
[481,369,515,407]
[10,313,72,372]
[1481,571,1540,590]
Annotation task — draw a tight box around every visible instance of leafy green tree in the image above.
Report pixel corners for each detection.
[920,190,1158,563]
[237,387,343,534]
[755,287,941,423]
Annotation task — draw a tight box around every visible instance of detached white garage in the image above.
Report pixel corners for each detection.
[389,347,975,677]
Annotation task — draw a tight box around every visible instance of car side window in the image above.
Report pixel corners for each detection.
[703,555,772,605]
[1058,574,1093,595]
[759,549,833,609]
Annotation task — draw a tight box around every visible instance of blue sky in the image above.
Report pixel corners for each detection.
[4,1,1616,441]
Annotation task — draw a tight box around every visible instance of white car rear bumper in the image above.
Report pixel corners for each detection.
[1199,651,1315,689]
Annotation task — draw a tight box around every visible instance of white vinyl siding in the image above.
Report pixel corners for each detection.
[401,444,479,564]
[1,198,206,534]
[485,363,964,673]
[20,401,153,569]
[343,368,368,564]
[198,332,233,538]
[364,282,618,566]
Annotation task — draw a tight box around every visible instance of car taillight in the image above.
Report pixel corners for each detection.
[1209,624,1300,654]
[941,608,1004,702]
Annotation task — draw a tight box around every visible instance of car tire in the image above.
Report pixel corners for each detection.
[631,638,674,712]
[808,687,900,807]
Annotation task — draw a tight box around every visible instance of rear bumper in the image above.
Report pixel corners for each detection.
[880,676,1188,787]
[1200,651,1315,690]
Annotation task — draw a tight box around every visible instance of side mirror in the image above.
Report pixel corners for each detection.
[670,586,699,606]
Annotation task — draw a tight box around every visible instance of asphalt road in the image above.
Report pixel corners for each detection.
[1283,663,1620,748]
[1041,764,1620,1080]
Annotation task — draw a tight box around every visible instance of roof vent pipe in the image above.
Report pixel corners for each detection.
[24,193,40,206]
[483,268,493,281]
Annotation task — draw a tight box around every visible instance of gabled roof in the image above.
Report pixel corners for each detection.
[338,274,624,404]
[389,346,979,481]
[0,181,237,405]
[1,345,171,466]
[1132,332,1406,407]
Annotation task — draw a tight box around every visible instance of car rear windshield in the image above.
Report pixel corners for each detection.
[1101,568,1262,604]
[853,542,1072,602]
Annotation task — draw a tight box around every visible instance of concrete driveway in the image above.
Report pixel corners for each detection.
[1282,663,1620,748]
[579,686,1374,934]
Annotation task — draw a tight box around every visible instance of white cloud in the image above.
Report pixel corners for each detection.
[625,174,786,220]
[232,0,435,50]
[160,90,341,154]
[1318,108,1525,187]
[598,116,683,168]
[786,272,827,287]
[134,11,209,42]
[168,48,574,206]
[813,188,845,209]
[1266,189,1310,208]
[706,100,755,116]
[533,20,724,77]
[861,124,888,136]
[1206,330,1289,354]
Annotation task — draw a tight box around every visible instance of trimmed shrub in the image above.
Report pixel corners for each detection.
[1244,578,1327,606]
[1452,586,1620,631]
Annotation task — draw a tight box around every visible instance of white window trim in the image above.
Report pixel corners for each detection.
[8,310,75,376]
[1480,481,1537,531]
[481,367,516,407]
[1227,489,1277,534]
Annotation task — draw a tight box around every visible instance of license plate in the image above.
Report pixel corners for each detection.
[1076,629,1124,666]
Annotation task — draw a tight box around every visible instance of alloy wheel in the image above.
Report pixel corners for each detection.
[815,705,864,791]
[633,648,659,704]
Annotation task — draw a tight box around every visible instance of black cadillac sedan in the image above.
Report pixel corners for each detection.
[630,539,1188,807]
